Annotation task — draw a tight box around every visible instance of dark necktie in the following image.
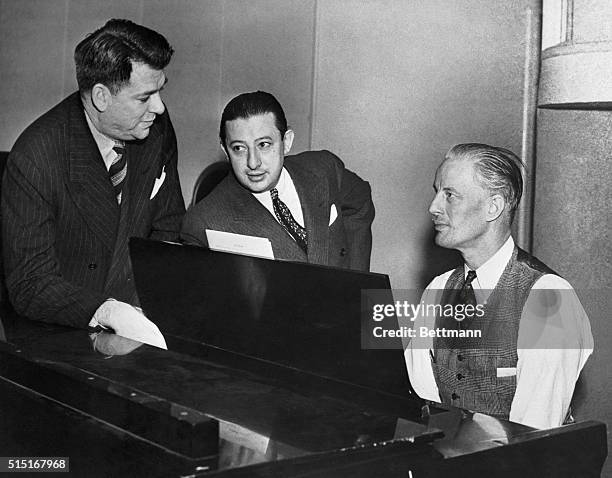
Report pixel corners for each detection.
[460,270,478,307]
[109,141,127,204]
[270,188,308,253]
[450,269,477,331]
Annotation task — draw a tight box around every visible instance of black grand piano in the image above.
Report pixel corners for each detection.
[0,239,607,477]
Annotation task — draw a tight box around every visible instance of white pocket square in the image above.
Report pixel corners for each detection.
[150,167,166,199]
[329,204,338,226]
[496,367,517,378]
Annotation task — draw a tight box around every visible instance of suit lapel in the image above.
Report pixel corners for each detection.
[285,160,329,264]
[224,175,306,259]
[227,177,285,236]
[124,132,158,233]
[67,98,119,250]
[104,125,160,294]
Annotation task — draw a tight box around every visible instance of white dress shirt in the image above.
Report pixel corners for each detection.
[404,236,593,429]
[252,168,304,227]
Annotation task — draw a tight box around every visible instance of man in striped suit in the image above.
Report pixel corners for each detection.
[1,19,185,346]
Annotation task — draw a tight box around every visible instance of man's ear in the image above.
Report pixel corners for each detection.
[91,83,112,112]
[486,194,505,222]
[283,129,295,155]
[220,141,229,161]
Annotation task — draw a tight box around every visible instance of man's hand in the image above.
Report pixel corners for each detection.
[92,300,167,349]
[91,332,145,356]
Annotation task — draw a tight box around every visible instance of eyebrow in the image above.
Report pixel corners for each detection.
[229,136,273,145]
[433,184,459,193]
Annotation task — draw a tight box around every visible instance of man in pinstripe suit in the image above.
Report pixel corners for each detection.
[1,20,185,346]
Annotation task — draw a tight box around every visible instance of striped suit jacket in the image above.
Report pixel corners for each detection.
[181,151,374,271]
[1,92,185,328]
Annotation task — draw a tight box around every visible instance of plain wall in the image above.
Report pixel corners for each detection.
[311,0,537,287]
[535,108,612,477]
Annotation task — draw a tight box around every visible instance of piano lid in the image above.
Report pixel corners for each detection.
[129,238,412,399]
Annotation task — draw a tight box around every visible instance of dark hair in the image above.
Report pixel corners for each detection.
[219,91,288,146]
[75,19,173,93]
[445,143,524,222]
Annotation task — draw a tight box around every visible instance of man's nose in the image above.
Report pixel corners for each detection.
[429,192,443,216]
[247,149,261,170]
[149,93,165,115]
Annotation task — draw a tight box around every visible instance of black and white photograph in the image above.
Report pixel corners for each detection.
[0,1,610,476]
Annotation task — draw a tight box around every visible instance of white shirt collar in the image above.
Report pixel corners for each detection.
[252,167,290,199]
[466,236,514,290]
[251,168,304,227]
[84,109,116,170]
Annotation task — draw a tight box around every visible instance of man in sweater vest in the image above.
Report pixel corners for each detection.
[404,143,593,429]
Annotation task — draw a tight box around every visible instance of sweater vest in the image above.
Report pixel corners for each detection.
[431,247,556,418]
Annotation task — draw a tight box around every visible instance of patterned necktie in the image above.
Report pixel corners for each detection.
[452,270,477,330]
[109,141,127,204]
[460,270,478,307]
[270,188,308,253]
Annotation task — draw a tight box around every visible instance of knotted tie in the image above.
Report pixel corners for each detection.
[109,141,127,204]
[451,269,477,331]
[270,188,308,253]
[460,270,478,307]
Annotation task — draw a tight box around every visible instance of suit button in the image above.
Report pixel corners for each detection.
[88,263,97,270]
[340,248,347,256]
[451,392,459,400]
[457,354,464,361]
[456,373,463,380]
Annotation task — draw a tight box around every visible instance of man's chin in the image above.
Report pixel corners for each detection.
[246,183,271,193]
[434,234,451,249]
[132,129,151,140]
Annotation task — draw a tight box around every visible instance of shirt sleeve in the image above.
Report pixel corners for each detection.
[510,274,593,429]
[403,274,450,403]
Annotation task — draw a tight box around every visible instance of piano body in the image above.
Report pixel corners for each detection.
[0,239,606,477]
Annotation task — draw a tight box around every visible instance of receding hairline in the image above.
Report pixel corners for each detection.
[436,155,484,187]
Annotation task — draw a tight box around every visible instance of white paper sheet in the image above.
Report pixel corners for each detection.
[205,229,274,259]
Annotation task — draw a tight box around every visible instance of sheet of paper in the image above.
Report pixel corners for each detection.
[205,229,274,259]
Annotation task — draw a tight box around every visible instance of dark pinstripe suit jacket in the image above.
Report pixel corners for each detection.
[1,92,185,328]
[181,151,374,271]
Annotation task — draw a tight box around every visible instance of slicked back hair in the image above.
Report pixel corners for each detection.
[219,91,288,147]
[75,18,173,94]
[445,143,524,223]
